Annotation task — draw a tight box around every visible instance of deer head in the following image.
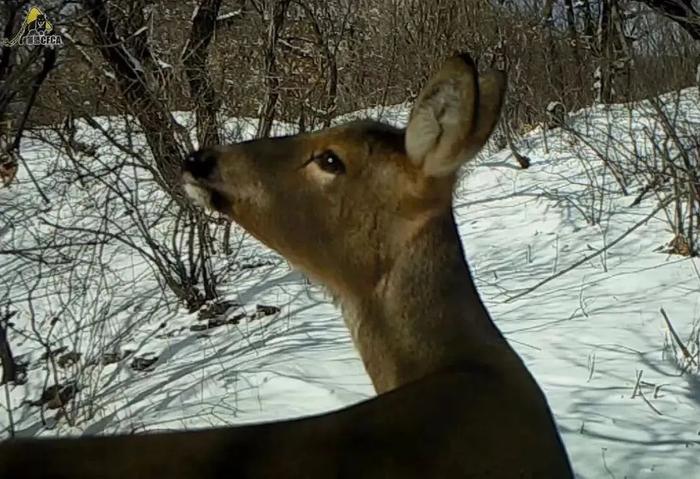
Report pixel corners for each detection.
[183,54,505,302]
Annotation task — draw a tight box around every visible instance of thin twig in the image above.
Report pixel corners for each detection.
[660,307,697,366]
[631,369,643,398]
[639,388,663,416]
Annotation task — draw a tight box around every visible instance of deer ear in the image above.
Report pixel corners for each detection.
[405,54,506,178]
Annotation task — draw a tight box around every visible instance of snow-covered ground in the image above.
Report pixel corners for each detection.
[1,88,699,478]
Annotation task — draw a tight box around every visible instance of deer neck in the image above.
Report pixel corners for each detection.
[340,211,513,394]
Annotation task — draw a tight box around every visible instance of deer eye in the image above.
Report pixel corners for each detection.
[313,150,346,175]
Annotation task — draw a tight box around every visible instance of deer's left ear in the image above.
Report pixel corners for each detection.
[406,54,506,178]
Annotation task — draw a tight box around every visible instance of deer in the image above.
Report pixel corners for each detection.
[0,53,573,478]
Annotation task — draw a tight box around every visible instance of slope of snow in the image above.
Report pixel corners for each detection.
[1,88,699,478]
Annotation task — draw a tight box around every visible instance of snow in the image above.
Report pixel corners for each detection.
[1,87,700,478]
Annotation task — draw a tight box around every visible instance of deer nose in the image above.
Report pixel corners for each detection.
[183,148,218,179]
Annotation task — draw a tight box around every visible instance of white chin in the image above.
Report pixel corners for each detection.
[184,182,214,211]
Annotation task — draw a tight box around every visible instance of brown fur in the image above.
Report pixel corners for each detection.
[0,54,573,477]
[0,160,17,188]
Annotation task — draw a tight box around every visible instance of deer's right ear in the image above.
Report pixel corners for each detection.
[406,54,506,178]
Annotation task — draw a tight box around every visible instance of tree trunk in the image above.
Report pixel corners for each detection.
[636,0,700,41]
[563,0,582,66]
[542,0,564,96]
[184,0,223,148]
[597,0,613,102]
[596,0,633,103]
[580,0,596,44]
[256,0,291,139]
[301,3,339,128]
